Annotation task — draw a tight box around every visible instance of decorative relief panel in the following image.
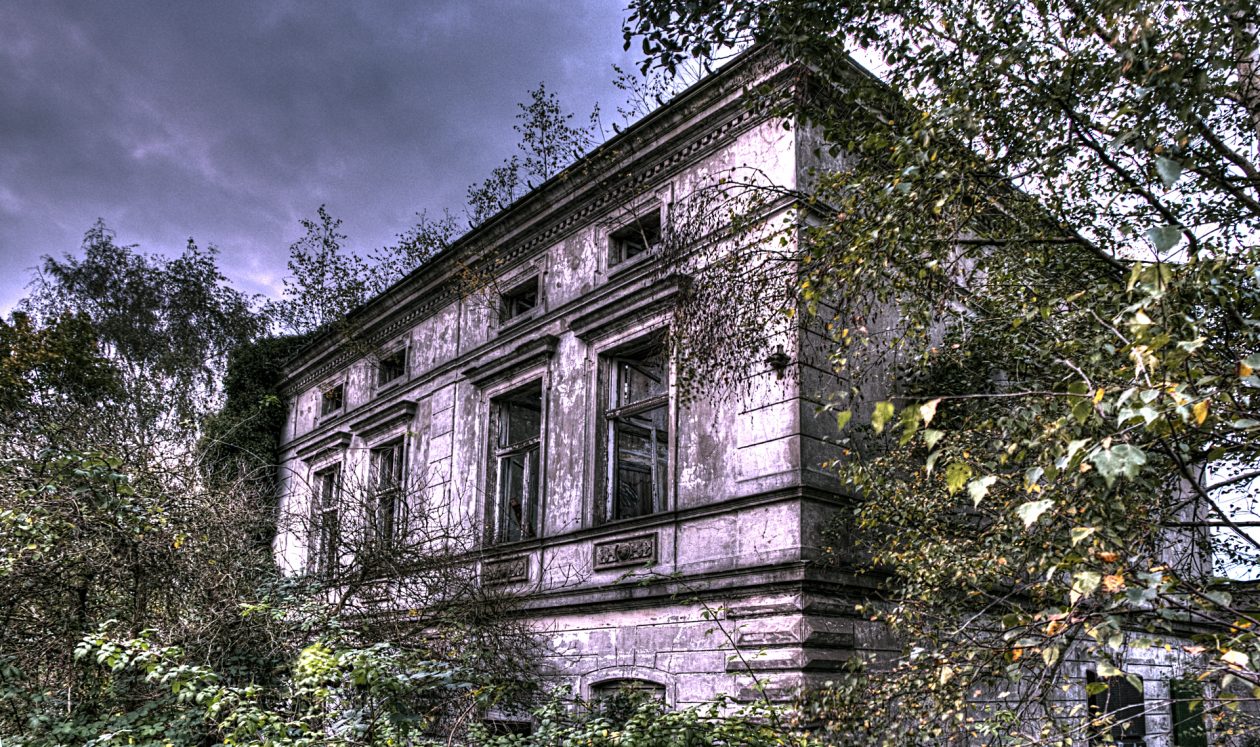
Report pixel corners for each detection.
[593,533,657,570]
[482,555,529,585]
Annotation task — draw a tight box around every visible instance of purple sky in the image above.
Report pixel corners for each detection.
[0,1,644,312]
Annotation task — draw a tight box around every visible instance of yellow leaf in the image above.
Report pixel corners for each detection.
[1192,399,1209,426]
[1093,388,1105,404]
[920,398,941,426]
[1241,361,1255,377]
[1222,650,1250,669]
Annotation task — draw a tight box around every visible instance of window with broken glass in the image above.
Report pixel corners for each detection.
[369,439,406,549]
[609,211,662,266]
[500,276,539,324]
[319,382,344,416]
[491,385,542,543]
[310,465,340,577]
[376,347,406,388]
[601,344,668,523]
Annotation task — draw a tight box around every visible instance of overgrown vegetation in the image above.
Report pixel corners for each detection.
[627,0,1260,743]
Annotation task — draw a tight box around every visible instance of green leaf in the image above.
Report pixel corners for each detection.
[871,400,895,433]
[922,428,945,450]
[944,462,973,495]
[1146,225,1182,253]
[1071,571,1101,604]
[1016,499,1054,528]
[1070,526,1096,546]
[1089,444,1147,486]
[1155,156,1183,189]
[835,410,852,431]
[968,475,997,507]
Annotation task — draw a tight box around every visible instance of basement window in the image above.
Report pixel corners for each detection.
[609,211,662,266]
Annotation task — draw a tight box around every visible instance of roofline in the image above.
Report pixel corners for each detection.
[277,45,779,377]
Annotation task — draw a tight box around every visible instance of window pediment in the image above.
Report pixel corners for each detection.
[462,334,558,388]
[295,431,352,464]
[349,400,417,443]
[569,273,690,343]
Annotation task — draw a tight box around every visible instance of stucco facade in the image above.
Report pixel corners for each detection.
[272,48,1211,743]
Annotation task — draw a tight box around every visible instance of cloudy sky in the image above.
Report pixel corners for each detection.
[0,1,645,312]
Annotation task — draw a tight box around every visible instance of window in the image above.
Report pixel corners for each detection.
[376,347,406,388]
[369,440,406,549]
[490,385,541,543]
[609,211,662,266]
[1169,679,1208,747]
[310,466,340,577]
[500,277,539,323]
[320,383,344,416]
[601,342,668,523]
[591,679,666,723]
[1087,671,1147,746]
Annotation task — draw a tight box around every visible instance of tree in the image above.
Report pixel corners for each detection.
[1,225,533,746]
[20,221,265,433]
[627,1,1260,742]
[466,84,595,226]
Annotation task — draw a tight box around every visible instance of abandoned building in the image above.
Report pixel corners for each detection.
[272,47,1209,743]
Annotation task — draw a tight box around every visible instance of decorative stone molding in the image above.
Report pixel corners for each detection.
[569,273,692,343]
[462,335,558,388]
[294,431,351,463]
[593,533,657,570]
[348,399,417,443]
[482,555,529,585]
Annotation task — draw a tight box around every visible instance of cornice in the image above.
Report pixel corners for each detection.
[279,49,799,397]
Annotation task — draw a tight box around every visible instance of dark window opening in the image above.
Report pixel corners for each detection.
[377,348,406,387]
[1170,679,1208,747]
[501,277,539,323]
[491,384,542,543]
[320,383,344,416]
[591,679,667,723]
[602,343,668,523]
[311,466,340,577]
[482,720,533,737]
[610,211,662,265]
[369,440,406,549]
[1087,671,1147,746]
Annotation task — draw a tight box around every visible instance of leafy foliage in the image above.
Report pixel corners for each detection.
[627,0,1260,742]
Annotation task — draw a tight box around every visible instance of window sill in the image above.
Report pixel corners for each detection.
[497,307,540,335]
[607,250,656,281]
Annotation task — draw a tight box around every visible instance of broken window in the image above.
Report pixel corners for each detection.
[591,679,667,723]
[602,342,668,523]
[320,382,344,416]
[369,439,406,549]
[609,211,662,266]
[310,465,340,577]
[376,347,406,388]
[1086,671,1147,746]
[500,276,539,323]
[491,384,541,542]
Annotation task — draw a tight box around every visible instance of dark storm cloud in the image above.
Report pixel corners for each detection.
[0,1,642,310]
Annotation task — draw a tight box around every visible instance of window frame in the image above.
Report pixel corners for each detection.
[596,334,672,525]
[374,345,408,391]
[1086,670,1147,746]
[608,209,663,269]
[368,438,407,551]
[309,463,341,578]
[487,382,544,544]
[499,275,541,327]
[319,381,345,418]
